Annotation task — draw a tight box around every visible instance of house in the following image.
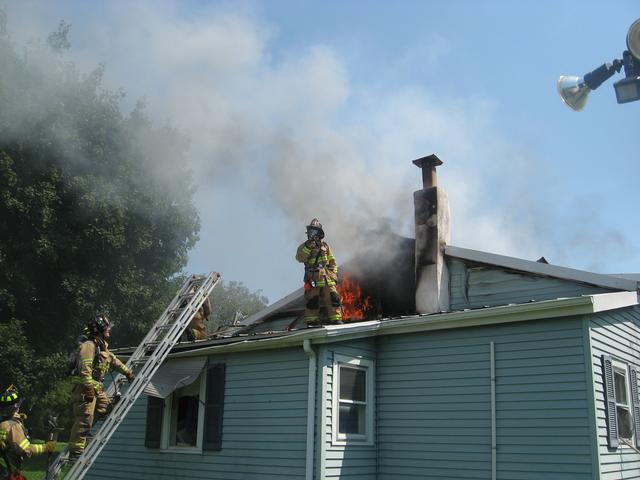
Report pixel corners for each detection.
[86,156,640,480]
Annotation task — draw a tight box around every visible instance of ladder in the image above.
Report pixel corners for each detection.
[45,272,221,480]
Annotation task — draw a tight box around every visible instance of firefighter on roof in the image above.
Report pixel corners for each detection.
[296,218,343,326]
[68,314,135,459]
[0,385,56,479]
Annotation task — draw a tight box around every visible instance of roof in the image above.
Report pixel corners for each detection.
[234,244,639,332]
[113,244,640,357]
[445,245,639,291]
[168,290,639,358]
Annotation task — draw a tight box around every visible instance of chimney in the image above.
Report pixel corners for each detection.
[413,154,450,314]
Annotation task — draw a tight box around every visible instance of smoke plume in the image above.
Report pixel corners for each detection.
[4,1,634,301]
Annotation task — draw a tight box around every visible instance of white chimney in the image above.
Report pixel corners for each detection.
[413,154,450,314]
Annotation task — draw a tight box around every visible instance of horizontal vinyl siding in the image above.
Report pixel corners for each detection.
[87,347,309,479]
[377,317,593,480]
[448,258,613,311]
[322,339,377,480]
[590,306,640,480]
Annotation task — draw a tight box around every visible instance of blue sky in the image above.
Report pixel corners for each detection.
[6,1,640,303]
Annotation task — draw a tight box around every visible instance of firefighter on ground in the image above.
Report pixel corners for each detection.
[0,385,56,479]
[68,314,135,459]
[296,218,343,326]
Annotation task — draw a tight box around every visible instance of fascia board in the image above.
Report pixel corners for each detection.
[445,245,639,292]
[590,290,638,312]
[169,328,327,358]
[170,292,638,358]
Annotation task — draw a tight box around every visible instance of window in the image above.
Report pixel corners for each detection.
[602,355,640,449]
[145,362,225,452]
[332,354,374,445]
[614,364,633,440]
[166,379,203,448]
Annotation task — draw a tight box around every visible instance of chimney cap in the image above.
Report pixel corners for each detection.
[412,154,443,169]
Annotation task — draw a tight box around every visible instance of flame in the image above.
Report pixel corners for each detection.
[338,274,372,321]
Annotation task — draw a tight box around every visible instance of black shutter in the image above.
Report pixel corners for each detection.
[602,354,618,449]
[629,365,640,447]
[145,396,164,449]
[203,363,225,451]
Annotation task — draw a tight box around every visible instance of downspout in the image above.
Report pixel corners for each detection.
[303,339,316,480]
[490,341,496,480]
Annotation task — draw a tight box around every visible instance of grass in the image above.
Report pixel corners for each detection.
[20,442,67,480]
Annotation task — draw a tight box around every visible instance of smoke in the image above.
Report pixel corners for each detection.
[4,1,635,301]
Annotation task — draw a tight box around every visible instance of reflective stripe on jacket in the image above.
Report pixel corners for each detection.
[296,241,339,286]
[73,339,131,391]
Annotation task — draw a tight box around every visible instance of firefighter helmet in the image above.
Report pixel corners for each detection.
[306,218,325,239]
[86,314,111,337]
[0,385,19,407]
[0,385,22,417]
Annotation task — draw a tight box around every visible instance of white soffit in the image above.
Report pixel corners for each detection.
[144,357,206,399]
[445,245,639,292]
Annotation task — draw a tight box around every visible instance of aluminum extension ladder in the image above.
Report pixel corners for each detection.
[45,272,221,480]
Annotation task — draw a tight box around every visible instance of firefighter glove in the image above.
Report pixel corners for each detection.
[45,441,57,453]
[125,371,135,383]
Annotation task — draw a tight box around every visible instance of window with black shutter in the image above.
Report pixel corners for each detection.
[602,355,640,450]
[145,396,164,449]
[203,363,225,451]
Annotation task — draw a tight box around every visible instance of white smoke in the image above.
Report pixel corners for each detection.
[5,1,634,301]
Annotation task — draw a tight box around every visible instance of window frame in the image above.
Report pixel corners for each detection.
[160,372,207,453]
[612,359,635,444]
[331,353,375,446]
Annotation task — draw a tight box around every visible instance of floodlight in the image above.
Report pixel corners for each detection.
[627,18,640,60]
[557,62,622,111]
[557,76,590,111]
[558,18,640,110]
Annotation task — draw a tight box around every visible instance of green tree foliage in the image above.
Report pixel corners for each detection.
[0,17,200,434]
[208,281,268,330]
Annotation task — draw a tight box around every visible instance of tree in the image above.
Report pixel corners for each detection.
[0,16,199,435]
[208,281,268,330]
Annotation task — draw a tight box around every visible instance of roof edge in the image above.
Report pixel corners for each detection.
[170,291,637,358]
[445,245,639,292]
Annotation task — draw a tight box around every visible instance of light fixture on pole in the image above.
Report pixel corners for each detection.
[558,18,640,110]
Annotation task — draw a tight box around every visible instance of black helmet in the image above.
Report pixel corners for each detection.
[86,314,111,337]
[0,385,21,416]
[306,218,324,239]
[0,385,19,407]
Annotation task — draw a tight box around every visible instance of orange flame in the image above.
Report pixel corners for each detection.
[338,274,372,321]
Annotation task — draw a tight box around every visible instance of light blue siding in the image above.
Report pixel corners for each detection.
[321,339,377,479]
[448,258,613,311]
[87,347,310,479]
[377,317,593,479]
[589,305,640,480]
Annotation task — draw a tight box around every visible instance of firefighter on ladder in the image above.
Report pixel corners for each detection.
[0,385,56,479]
[296,218,343,327]
[68,314,135,460]
[181,296,212,341]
